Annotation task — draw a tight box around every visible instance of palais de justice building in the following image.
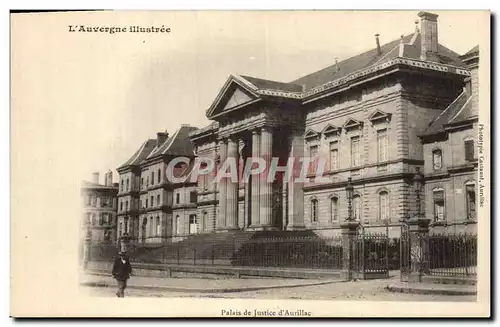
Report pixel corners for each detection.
[117,12,478,242]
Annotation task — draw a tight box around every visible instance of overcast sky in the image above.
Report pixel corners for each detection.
[11,10,487,184]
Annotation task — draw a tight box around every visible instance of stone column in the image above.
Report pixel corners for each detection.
[217,139,228,230]
[260,126,273,227]
[250,130,261,227]
[287,128,305,230]
[225,137,239,229]
[340,221,360,281]
[407,216,431,283]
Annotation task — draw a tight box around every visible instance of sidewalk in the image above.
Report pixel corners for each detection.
[386,282,477,296]
[80,273,341,293]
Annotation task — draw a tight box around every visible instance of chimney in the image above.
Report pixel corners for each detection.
[157,131,169,145]
[334,58,339,72]
[105,170,113,186]
[92,172,99,184]
[418,11,439,61]
[375,34,381,56]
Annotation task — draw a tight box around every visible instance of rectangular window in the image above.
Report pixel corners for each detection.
[190,191,197,203]
[150,196,154,207]
[176,193,180,204]
[120,201,123,211]
[151,172,155,185]
[157,194,161,206]
[433,190,445,221]
[351,136,360,167]
[145,198,148,208]
[157,170,161,184]
[141,177,144,186]
[466,184,476,219]
[377,129,388,162]
[329,141,339,171]
[465,140,475,161]
[309,145,318,174]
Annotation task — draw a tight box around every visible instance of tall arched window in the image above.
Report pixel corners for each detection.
[91,213,96,225]
[149,217,154,236]
[203,211,208,232]
[432,149,442,170]
[157,169,161,184]
[126,178,129,191]
[151,171,155,185]
[353,195,361,221]
[330,197,338,222]
[379,191,389,221]
[156,216,161,236]
[311,199,318,222]
[176,215,181,235]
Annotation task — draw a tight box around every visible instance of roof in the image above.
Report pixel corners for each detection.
[291,33,466,91]
[117,139,157,170]
[146,125,199,160]
[420,90,475,137]
[464,45,479,56]
[239,75,303,93]
[81,180,118,191]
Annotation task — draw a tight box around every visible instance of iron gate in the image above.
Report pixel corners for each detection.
[352,225,390,280]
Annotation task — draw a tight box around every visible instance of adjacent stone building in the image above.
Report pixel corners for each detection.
[117,125,199,244]
[420,45,479,234]
[80,171,118,243]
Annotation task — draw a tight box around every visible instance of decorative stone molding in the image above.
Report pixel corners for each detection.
[322,124,341,138]
[368,109,392,125]
[304,128,321,141]
[343,118,364,132]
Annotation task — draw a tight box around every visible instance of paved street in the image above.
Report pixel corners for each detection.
[81,278,476,302]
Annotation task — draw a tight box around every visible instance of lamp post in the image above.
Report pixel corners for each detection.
[413,167,424,218]
[345,177,354,222]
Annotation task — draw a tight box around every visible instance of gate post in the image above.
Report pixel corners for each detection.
[407,217,431,283]
[340,221,360,281]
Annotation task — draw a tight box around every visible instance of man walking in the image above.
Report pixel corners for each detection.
[112,251,132,298]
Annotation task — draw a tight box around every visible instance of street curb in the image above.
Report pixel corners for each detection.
[385,284,477,296]
[80,279,342,294]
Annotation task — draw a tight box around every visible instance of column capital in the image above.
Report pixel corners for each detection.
[261,126,273,133]
[252,129,260,135]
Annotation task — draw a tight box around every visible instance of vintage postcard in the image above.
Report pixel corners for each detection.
[10,10,491,317]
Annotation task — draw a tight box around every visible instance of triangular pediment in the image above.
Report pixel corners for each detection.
[222,88,254,111]
[304,128,320,140]
[206,75,260,118]
[322,124,341,136]
[369,110,392,123]
[343,118,363,130]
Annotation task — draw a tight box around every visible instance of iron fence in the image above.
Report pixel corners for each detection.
[428,232,477,277]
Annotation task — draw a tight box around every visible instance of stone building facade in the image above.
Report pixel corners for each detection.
[112,12,477,242]
[80,171,118,243]
[420,45,479,234]
[188,12,471,236]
